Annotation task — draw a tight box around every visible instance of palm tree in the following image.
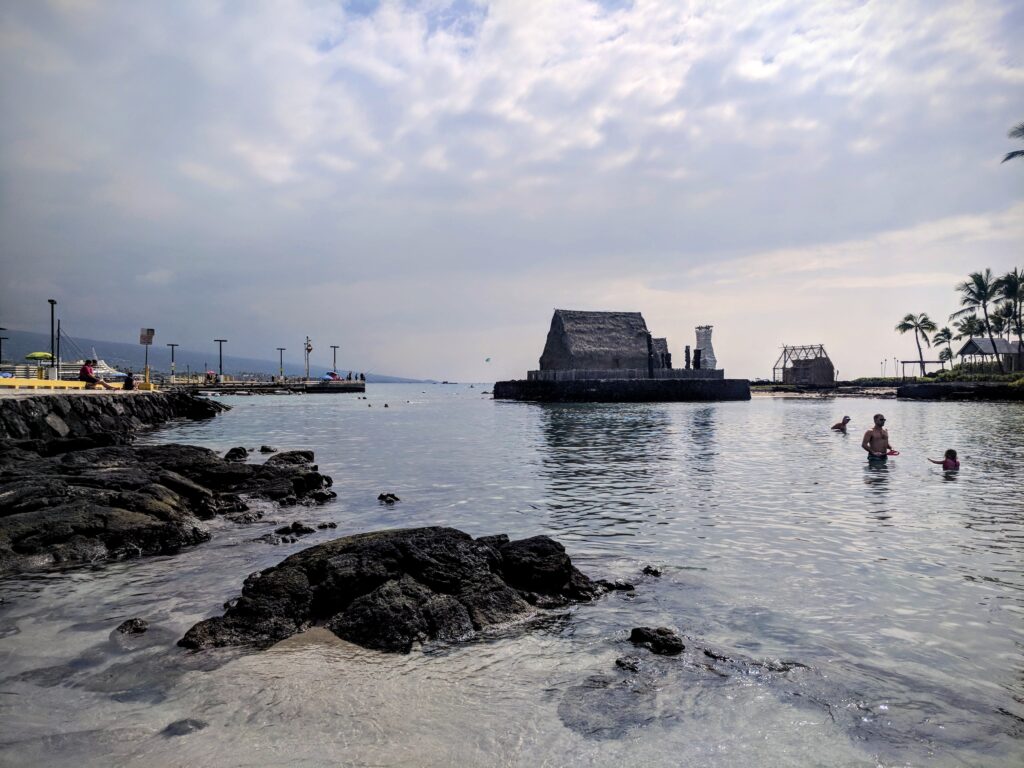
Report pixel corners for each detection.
[990,313,1007,339]
[953,314,985,340]
[933,326,955,366]
[951,269,1005,374]
[1002,122,1024,164]
[995,267,1023,349]
[938,347,953,369]
[895,312,937,376]
[993,302,1015,339]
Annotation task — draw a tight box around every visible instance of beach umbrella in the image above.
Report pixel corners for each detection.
[25,351,53,360]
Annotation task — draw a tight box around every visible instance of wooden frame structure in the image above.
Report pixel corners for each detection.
[772,344,836,386]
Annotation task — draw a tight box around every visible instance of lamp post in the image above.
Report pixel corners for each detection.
[330,345,339,372]
[48,299,56,372]
[304,336,312,380]
[167,343,178,383]
[0,327,7,367]
[277,347,286,382]
[214,339,227,379]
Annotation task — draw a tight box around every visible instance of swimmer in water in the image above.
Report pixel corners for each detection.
[831,415,851,433]
[928,449,959,471]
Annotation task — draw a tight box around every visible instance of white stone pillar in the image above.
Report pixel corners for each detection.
[695,326,717,370]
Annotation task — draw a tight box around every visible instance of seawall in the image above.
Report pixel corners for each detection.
[493,378,751,402]
[0,391,228,447]
[896,382,1024,401]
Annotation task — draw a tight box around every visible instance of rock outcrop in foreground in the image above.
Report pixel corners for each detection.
[180,527,601,653]
[0,444,335,574]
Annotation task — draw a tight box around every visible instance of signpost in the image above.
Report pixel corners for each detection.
[139,328,155,388]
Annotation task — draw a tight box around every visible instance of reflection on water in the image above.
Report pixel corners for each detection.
[0,388,1022,767]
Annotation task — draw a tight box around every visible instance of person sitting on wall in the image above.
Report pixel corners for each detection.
[359,372,365,381]
[123,370,135,391]
[78,359,114,390]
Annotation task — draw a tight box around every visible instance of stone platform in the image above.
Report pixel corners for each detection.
[493,377,751,402]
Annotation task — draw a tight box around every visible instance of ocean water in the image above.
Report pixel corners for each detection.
[1,385,1022,767]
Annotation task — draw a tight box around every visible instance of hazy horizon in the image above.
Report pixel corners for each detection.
[1,1,1022,381]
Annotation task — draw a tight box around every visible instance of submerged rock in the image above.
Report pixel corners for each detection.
[629,626,684,655]
[642,565,662,577]
[116,618,149,635]
[161,719,208,737]
[0,443,335,575]
[180,526,602,653]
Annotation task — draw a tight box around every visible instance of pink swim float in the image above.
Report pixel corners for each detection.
[887,450,900,456]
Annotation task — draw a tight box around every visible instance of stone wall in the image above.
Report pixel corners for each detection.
[896,382,1024,401]
[527,368,724,382]
[0,391,227,446]
[494,378,750,402]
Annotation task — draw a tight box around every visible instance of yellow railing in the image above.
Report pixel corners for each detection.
[0,378,138,391]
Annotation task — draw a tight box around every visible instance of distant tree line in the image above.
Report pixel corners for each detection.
[893,124,1022,377]
[896,267,1023,376]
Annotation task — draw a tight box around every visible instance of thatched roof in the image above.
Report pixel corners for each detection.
[956,337,1024,356]
[539,310,652,370]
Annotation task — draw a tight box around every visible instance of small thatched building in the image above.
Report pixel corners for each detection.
[955,337,1024,372]
[539,310,656,371]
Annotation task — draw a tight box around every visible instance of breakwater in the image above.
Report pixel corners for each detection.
[897,381,1024,401]
[493,377,751,402]
[0,391,227,448]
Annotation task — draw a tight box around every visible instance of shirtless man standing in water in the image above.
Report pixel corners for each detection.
[861,413,894,460]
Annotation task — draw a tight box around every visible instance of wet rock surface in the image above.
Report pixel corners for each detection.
[0,391,228,445]
[0,443,336,575]
[180,526,603,653]
[629,626,685,655]
[115,618,149,635]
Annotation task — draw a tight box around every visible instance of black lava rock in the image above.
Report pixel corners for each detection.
[179,526,602,654]
[274,522,315,536]
[0,443,334,575]
[642,565,662,577]
[629,626,684,655]
[615,655,642,672]
[161,718,208,737]
[224,446,248,462]
[596,579,635,592]
[116,618,149,635]
[259,445,277,453]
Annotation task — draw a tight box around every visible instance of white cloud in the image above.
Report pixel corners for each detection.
[0,0,1021,380]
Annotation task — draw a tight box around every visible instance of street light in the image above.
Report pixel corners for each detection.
[276,347,286,382]
[214,339,227,378]
[330,345,339,372]
[48,299,56,371]
[0,328,7,367]
[167,343,179,383]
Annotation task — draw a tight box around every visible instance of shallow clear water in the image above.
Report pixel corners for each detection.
[1,385,1022,767]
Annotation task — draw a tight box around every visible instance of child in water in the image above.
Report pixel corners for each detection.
[928,449,960,471]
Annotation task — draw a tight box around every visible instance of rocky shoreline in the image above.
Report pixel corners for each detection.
[0,392,336,575]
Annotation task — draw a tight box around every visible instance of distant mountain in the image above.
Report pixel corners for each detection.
[0,329,428,383]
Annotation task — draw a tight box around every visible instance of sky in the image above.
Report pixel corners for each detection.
[1,0,1022,381]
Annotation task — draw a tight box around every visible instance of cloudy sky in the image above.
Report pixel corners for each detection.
[1,0,1021,380]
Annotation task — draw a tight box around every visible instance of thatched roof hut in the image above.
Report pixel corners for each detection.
[539,310,653,371]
